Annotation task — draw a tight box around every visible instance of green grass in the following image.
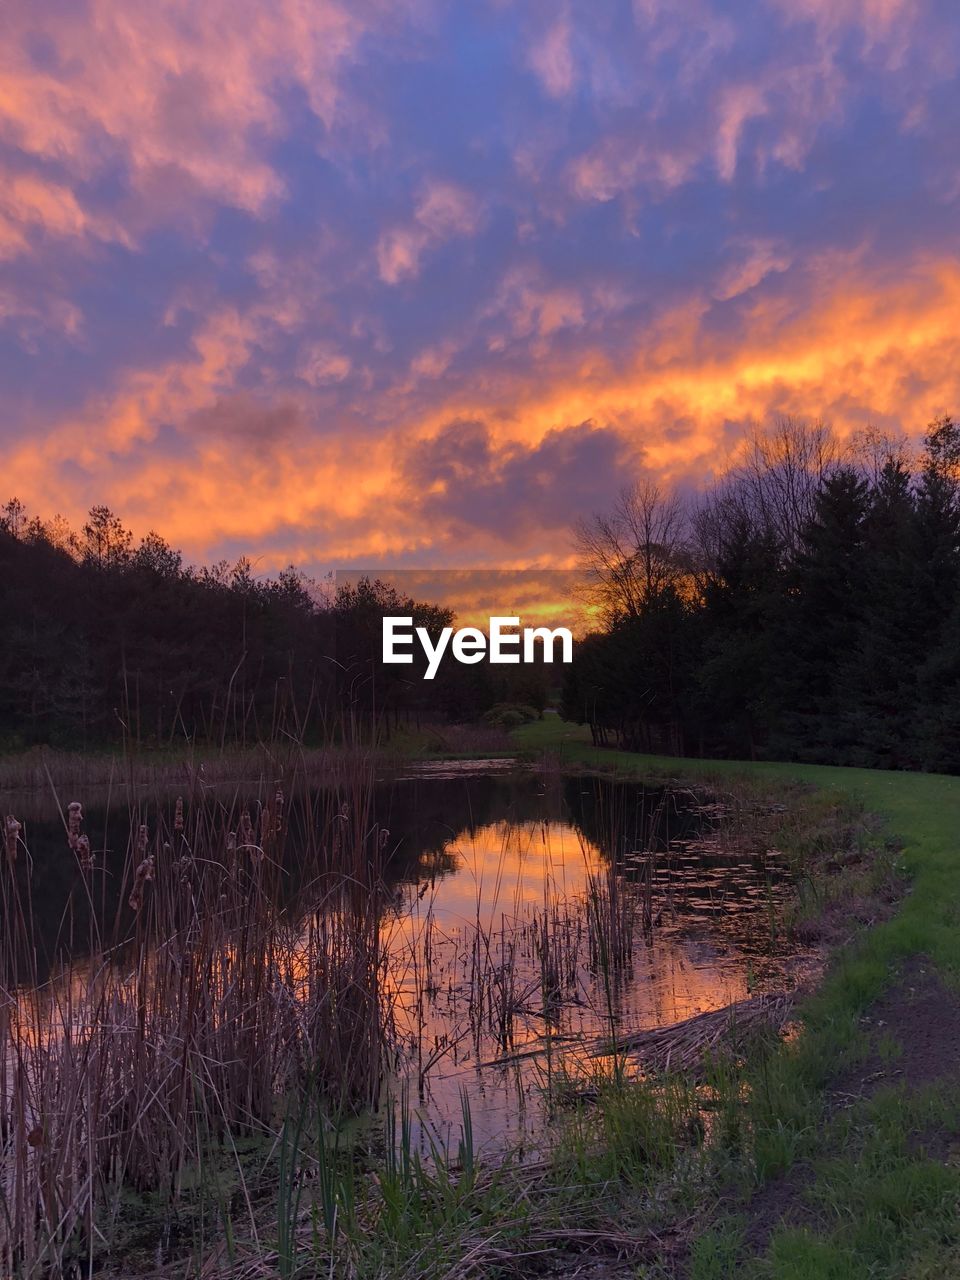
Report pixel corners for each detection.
[516,719,960,1279]
[240,721,959,1280]
[45,719,957,1279]
[242,725,936,1280]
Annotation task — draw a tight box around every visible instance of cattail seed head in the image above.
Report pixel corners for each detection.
[76,833,93,872]
[5,814,20,862]
[129,852,155,912]
[174,796,184,831]
[67,801,83,851]
[238,809,264,862]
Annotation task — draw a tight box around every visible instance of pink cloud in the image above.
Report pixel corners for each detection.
[714,239,793,300]
[714,84,768,181]
[0,0,399,262]
[297,343,352,385]
[528,16,577,98]
[377,180,481,284]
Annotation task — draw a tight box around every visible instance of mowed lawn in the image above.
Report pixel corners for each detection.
[515,718,960,1279]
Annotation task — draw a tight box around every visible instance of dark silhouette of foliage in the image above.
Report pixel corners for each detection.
[0,505,538,749]
[565,418,960,773]
[6,414,960,770]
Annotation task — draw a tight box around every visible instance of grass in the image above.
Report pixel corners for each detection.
[516,718,960,1278]
[190,743,904,1279]
[0,760,397,1278]
[3,718,948,1278]
[0,723,515,804]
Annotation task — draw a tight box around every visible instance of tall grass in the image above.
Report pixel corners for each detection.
[0,757,393,1278]
[0,749,818,1278]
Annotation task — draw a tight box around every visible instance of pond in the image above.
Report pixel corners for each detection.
[377,769,803,1153]
[2,766,808,1158]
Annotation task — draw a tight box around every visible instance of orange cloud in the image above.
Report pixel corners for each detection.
[2,0,958,575]
[405,256,960,474]
[5,255,960,572]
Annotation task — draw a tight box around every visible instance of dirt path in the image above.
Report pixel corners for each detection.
[722,957,960,1269]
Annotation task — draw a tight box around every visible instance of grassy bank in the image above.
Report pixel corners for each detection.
[514,719,960,1278]
[206,735,906,1280]
[4,725,954,1279]
[0,722,514,808]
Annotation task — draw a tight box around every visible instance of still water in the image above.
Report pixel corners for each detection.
[4,765,805,1156]
[375,768,801,1153]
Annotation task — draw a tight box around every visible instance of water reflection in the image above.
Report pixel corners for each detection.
[3,770,803,1155]
[378,773,799,1154]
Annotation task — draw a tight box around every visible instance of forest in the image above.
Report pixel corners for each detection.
[0,507,547,749]
[3,415,959,772]
[563,416,960,772]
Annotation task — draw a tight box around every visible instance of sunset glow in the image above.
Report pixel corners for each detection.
[2,0,958,573]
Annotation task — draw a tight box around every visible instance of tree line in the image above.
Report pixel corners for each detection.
[6,414,958,769]
[0,506,547,750]
[563,417,960,773]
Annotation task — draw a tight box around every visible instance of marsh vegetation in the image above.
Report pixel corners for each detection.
[0,746,896,1279]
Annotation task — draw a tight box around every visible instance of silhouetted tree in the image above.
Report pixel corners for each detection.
[81,505,132,570]
[696,507,786,758]
[565,417,960,772]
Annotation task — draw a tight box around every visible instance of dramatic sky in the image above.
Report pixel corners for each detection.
[2,0,959,575]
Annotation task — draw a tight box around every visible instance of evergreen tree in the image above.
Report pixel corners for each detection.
[911,421,960,643]
[696,511,786,758]
[916,596,960,773]
[912,418,960,768]
[842,457,919,767]
[770,467,871,761]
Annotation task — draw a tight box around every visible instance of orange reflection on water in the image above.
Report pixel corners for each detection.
[378,813,799,1154]
[4,798,803,1159]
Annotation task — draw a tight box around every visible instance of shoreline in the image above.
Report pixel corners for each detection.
[5,722,954,1277]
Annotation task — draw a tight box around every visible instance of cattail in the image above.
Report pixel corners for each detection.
[136,823,148,858]
[67,801,83,850]
[129,853,154,913]
[379,827,390,851]
[76,833,94,872]
[4,814,20,862]
[174,797,184,832]
[239,808,264,862]
[275,786,284,835]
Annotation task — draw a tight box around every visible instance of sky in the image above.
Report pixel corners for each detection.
[2,0,960,577]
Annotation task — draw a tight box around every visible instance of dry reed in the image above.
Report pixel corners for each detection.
[590,993,796,1073]
[0,759,393,1278]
